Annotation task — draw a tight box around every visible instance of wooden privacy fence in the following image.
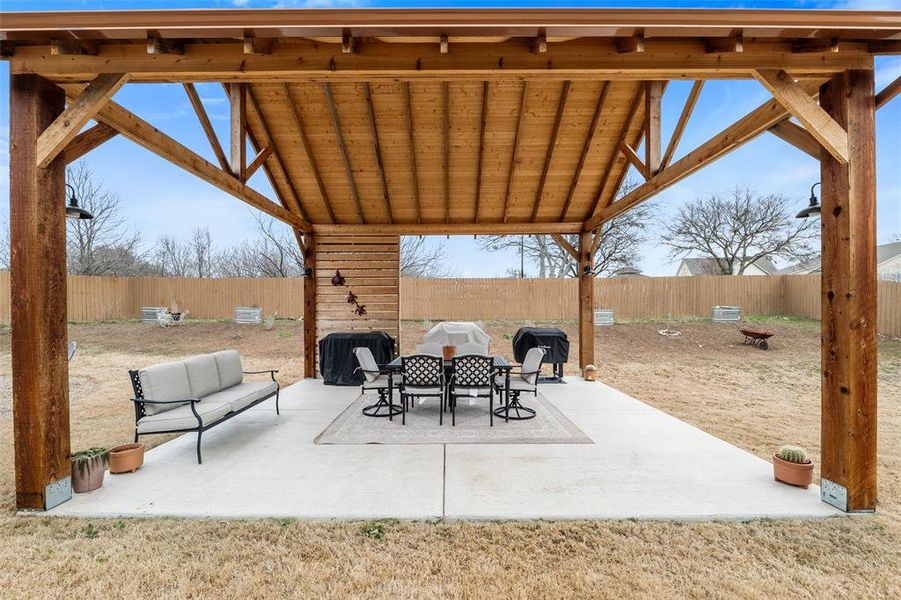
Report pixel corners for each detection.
[0,272,898,336]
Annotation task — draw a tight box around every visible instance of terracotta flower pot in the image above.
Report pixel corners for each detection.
[71,462,105,493]
[583,369,597,381]
[773,455,814,488]
[442,345,456,361]
[109,443,145,474]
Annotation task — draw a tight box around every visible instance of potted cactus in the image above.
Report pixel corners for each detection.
[582,364,598,381]
[71,447,109,493]
[773,445,814,488]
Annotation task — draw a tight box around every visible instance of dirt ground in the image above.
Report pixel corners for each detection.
[1,318,900,598]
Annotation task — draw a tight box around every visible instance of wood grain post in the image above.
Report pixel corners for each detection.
[819,69,878,512]
[303,233,317,378]
[9,74,71,510]
[578,231,595,370]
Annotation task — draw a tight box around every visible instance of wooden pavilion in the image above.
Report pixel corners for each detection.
[2,8,898,513]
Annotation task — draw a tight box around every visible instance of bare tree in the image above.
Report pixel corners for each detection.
[151,235,194,276]
[400,236,451,277]
[0,219,9,271]
[661,186,818,275]
[477,180,653,277]
[215,215,305,277]
[65,162,149,276]
[190,227,215,278]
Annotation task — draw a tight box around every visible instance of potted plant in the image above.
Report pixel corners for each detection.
[71,447,109,493]
[583,364,598,381]
[109,443,145,474]
[773,445,814,488]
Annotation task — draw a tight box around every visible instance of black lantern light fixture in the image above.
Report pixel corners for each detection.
[796,182,822,219]
[65,184,94,220]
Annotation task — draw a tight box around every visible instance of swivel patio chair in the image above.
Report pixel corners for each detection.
[494,347,545,421]
[353,347,401,420]
[400,354,445,426]
[448,354,495,427]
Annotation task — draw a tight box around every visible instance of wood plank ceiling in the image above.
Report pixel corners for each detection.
[245,79,646,227]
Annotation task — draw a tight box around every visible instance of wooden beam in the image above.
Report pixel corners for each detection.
[183,82,230,172]
[302,233,317,378]
[35,72,128,168]
[439,34,448,55]
[532,28,547,54]
[644,80,664,176]
[404,82,423,225]
[768,120,822,160]
[60,85,309,230]
[619,141,648,179]
[551,233,578,261]
[243,36,272,55]
[616,37,644,54]
[363,82,393,224]
[283,83,336,224]
[792,38,839,54]
[474,81,490,222]
[755,69,850,164]
[560,81,610,220]
[589,85,644,217]
[342,28,356,54]
[62,122,117,164]
[313,221,582,235]
[146,34,184,55]
[819,69,877,513]
[661,80,704,169]
[323,82,365,224]
[584,80,821,230]
[245,144,273,180]
[10,74,71,511]
[531,80,572,221]
[876,75,901,109]
[590,227,602,256]
[50,39,98,56]
[228,82,247,180]
[443,81,450,224]
[503,81,529,223]
[578,231,595,370]
[10,39,876,82]
[705,36,743,54]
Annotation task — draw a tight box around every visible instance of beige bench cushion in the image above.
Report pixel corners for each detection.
[137,401,231,434]
[213,350,243,389]
[139,361,192,416]
[202,381,278,413]
[184,354,221,398]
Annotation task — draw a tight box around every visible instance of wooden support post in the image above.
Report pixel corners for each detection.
[819,69,878,513]
[229,83,247,181]
[303,233,317,378]
[10,74,71,511]
[578,231,595,372]
[644,81,663,177]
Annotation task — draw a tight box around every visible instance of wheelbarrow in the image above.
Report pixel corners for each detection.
[738,324,775,350]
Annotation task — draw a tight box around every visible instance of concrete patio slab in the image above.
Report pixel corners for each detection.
[47,378,841,521]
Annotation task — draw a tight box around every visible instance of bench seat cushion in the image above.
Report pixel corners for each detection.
[139,361,192,416]
[184,354,221,398]
[137,401,231,434]
[201,381,277,413]
[213,350,243,389]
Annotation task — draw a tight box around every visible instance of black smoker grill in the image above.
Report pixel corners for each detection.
[318,331,396,386]
[512,327,569,383]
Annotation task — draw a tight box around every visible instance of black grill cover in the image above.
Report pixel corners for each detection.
[318,331,396,386]
[513,327,569,364]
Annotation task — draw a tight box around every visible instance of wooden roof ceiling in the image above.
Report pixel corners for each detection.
[245,79,643,227]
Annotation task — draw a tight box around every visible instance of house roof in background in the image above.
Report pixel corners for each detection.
[778,242,901,274]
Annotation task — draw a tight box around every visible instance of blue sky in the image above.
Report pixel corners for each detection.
[0,1,898,276]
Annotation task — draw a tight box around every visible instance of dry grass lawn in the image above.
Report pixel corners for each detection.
[1,318,900,598]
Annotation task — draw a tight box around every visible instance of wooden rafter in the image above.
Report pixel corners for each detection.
[443,81,450,224]
[583,80,821,230]
[282,83,336,224]
[705,35,743,54]
[644,80,663,176]
[245,144,274,180]
[314,222,581,235]
[183,82,230,172]
[229,82,247,180]
[36,72,128,168]
[755,69,849,164]
[661,80,704,169]
[474,81,490,222]
[404,82,423,225]
[62,122,117,164]
[588,84,644,217]
[323,82,365,224]
[60,85,309,231]
[619,141,647,179]
[531,80,572,221]
[876,75,901,109]
[146,33,184,55]
[503,81,529,224]
[243,36,272,55]
[560,81,610,220]
[244,85,308,222]
[363,82,393,224]
[768,120,821,159]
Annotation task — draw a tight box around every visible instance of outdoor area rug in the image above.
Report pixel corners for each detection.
[314,392,593,445]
